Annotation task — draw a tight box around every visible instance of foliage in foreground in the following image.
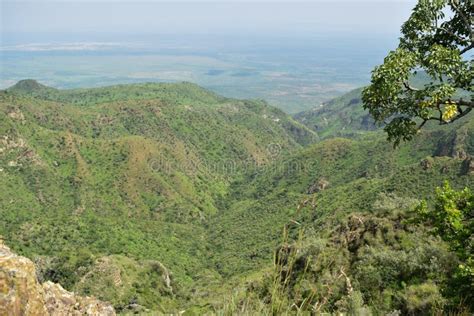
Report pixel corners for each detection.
[216,185,473,315]
[416,182,473,309]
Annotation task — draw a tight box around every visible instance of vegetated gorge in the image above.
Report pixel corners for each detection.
[0,78,473,315]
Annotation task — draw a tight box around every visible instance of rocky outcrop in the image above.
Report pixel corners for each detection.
[42,281,115,316]
[0,241,115,316]
[434,127,470,159]
[307,178,329,194]
[0,241,48,315]
[420,157,434,170]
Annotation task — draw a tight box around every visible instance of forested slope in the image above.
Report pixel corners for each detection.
[1,80,472,314]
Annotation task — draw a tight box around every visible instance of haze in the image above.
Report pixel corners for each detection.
[1,0,418,112]
[2,1,416,38]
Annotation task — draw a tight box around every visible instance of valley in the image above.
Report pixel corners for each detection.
[2,0,473,314]
[1,79,472,314]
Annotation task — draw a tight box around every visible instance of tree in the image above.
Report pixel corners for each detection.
[362,0,473,145]
[416,182,473,308]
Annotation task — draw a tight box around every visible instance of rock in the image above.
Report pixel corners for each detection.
[454,149,468,160]
[0,240,48,315]
[123,302,148,313]
[307,178,329,194]
[1,136,42,166]
[360,170,370,178]
[8,160,19,167]
[43,281,115,316]
[420,157,433,170]
[75,255,175,308]
[7,109,25,123]
[0,240,115,316]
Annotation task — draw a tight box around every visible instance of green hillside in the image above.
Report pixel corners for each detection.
[208,115,473,314]
[0,80,316,312]
[1,80,472,314]
[293,88,377,139]
[293,72,472,141]
[210,117,473,274]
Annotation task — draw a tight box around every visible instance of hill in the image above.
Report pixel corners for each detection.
[0,80,316,312]
[293,72,472,140]
[209,115,474,273]
[1,80,473,313]
[208,115,473,314]
[293,88,376,139]
[8,79,56,94]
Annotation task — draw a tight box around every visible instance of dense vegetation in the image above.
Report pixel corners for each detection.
[208,115,473,314]
[293,88,376,139]
[0,80,315,312]
[1,79,473,314]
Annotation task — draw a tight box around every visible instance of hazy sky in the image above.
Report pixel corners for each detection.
[2,0,417,37]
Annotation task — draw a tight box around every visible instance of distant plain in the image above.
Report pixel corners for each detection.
[0,33,396,113]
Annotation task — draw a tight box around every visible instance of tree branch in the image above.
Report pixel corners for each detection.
[403,81,420,92]
[415,99,473,128]
[439,26,468,43]
[418,119,429,130]
[460,43,474,55]
[450,0,474,43]
[457,99,474,108]
[418,116,444,130]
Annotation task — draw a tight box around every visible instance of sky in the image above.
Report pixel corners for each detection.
[1,0,418,39]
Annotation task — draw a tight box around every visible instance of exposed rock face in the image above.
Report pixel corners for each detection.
[0,241,48,315]
[307,178,329,194]
[7,108,25,123]
[434,128,469,159]
[0,241,115,316]
[42,281,115,316]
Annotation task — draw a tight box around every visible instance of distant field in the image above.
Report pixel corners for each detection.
[0,34,395,113]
